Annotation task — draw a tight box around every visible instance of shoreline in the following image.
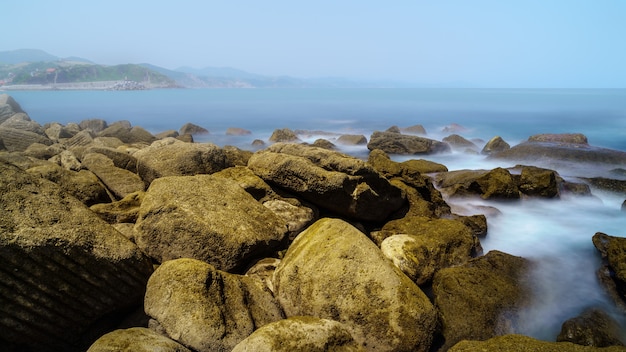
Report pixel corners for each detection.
[0,80,177,91]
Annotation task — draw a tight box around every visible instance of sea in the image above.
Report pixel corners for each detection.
[8,88,626,340]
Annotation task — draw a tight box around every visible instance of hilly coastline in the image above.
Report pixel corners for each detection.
[0,49,398,90]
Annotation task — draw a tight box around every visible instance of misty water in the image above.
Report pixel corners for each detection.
[9,88,626,340]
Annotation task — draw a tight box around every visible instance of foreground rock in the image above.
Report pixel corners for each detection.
[449,334,626,352]
[248,143,405,222]
[231,317,364,352]
[82,152,146,199]
[0,159,154,352]
[367,131,450,154]
[144,258,284,352]
[379,216,481,285]
[134,174,288,272]
[557,308,625,347]
[592,232,626,310]
[432,250,531,351]
[274,218,438,352]
[87,327,191,352]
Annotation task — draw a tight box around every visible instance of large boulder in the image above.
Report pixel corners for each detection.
[432,250,532,351]
[449,334,626,352]
[231,317,364,352]
[1,112,45,134]
[98,121,156,144]
[592,232,626,310]
[248,143,405,222]
[0,94,25,123]
[179,122,209,135]
[517,165,560,198]
[85,146,138,172]
[79,118,108,133]
[269,128,299,143]
[0,127,53,152]
[443,134,478,152]
[134,174,288,272]
[82,152,146,199]
[379,216,481,285]
[481,136,511,155]
[490,139,626,165]
[0,159,154,352]
[144,258,284,352]
[87,327,191,352]
[133,138,229,184]
[337,134,367,145]
[274,218,438,352]
[557,308,625,347]
[528,133,588,144]
[367,131,450,154]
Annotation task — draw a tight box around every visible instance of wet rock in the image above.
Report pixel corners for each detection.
[269,127,299,143]
[133,138,228,184]
[90,191,145,224]
[87,327,191,352]
[491,141,626,166]
[155,129,179,139]
[274,218,438,352]
[402,124,427,135]
[252,139,266,147]
[144,258,284,352]
[435,167,521,200]
[557,308,624,347]
[433,250,531,351]
[443,134,478,151]
[449,334,626,352]
[82,152,146,199]
[581,177,626,194]
[368,148,448,176]
[622,200,626,211]
[311,138,336,149]
[179,122,209,135]
[226,127,251,135]
[481,136,510,155]
[248,143,405,222]
[528,133,588,145]
[337,134,367,145]
[367,131,450,154]
[26,161,111,206]
[0,159,154,352]
[134,174,288,272]
[592,232,626,310]
[231,317,364,352]
[518,165,560,198]
[379,216,481,285]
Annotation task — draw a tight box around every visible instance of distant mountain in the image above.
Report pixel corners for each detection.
[175,66,264,80]
[0,49,59,64]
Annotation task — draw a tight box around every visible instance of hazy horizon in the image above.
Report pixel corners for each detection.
[4,1,626,88]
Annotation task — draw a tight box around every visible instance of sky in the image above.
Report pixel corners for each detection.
[3,1,625,88]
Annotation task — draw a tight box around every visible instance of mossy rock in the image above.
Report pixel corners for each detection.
[449,334,626,352]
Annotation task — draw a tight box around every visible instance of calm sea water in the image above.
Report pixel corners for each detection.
[8,88,626,340]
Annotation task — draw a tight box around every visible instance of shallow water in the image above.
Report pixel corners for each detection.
[8,88,626,340]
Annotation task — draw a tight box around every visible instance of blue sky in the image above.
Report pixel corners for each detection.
[3,1,625,87]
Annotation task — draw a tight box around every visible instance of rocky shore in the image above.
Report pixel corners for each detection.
[1,93,625,351]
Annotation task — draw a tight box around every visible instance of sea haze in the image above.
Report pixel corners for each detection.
[9,87,626,340]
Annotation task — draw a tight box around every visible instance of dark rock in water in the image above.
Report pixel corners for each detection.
[232,317,364,352]
[274,218,438,352]
[367,131,450,155]
[252,139,266,147]
[433,250,532,351]
[337,134,367,145]
[155,129,179,139]
[386,125,401,133]
[581,177,626,194]
[0,159,154,352]
[442,123,467,134]
[144,258,284,352]
[133,138,229,184]
[87,327,191,352]
[557,308,624,347]
[528,133,588,145]
[622,200,626,211]
[79,118,108,133]
[311,138,336,149]
[269,127,299,143]
[491,140,626,166]
[134,174,288,272]
[448,334,626,352]
[518,165,560,198]
[248,143,405,222]
[379,216,482,285]
[226,127,252,135]
[435,167,521,200]
[179,122,209,135]
[481,136,510,155]
[402,124,427,135]
[592,232,626,310]
[443,134,478,151]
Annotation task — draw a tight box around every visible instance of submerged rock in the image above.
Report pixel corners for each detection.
[481,136,510,155]
[179,122,209,135]
[274,218,438,352]
[592,232,626,310]
[557,308,625,347]
[337,134,367,145]
[367,131,450,154]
